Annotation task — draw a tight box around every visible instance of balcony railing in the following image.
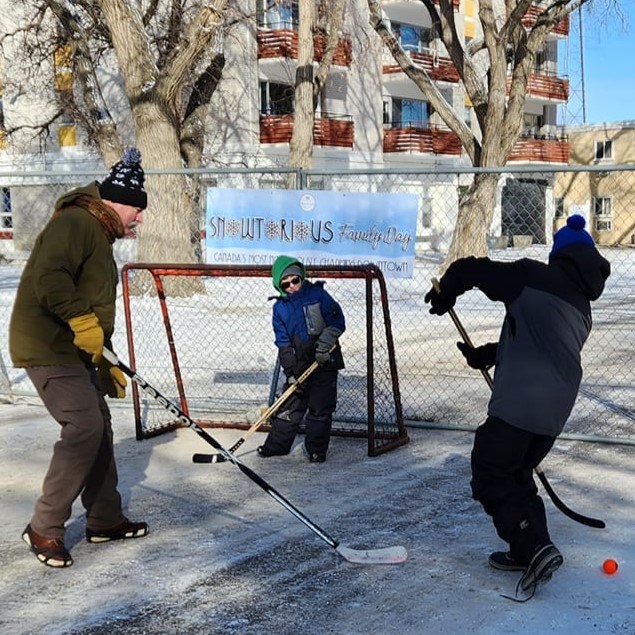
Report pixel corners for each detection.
[507,71,569,102]
[383,123,462,155]
[259,113,354,148]
[508,135,569,163]
[257,29,352,67]
[521,5,570,36]
[383,49,460,83]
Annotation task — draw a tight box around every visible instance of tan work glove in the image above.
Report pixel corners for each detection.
[68,313,104,364]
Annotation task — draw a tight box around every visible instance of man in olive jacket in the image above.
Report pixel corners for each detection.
[10,148,149,568]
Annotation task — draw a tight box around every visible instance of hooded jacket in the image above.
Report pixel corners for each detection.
[438,244,611,436]
[9,182,121,367]
[271,257,345,376]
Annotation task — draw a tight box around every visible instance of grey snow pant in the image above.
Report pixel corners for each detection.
[27,364,126,540]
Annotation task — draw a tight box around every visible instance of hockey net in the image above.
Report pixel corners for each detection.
[121,264,408,457]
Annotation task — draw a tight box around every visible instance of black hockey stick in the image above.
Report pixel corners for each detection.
[103,348,407,564]
[192,348,331,464]
[431,278,605,529]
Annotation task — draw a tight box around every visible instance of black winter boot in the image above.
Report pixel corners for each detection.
[488,550,529,571]
[519,543,563,591]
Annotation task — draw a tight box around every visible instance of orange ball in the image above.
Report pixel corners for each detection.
[602,558,618,575]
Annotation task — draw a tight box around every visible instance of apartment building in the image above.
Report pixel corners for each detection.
[0,0,571,250]
[206,0,570,166]
[554,121,635,245]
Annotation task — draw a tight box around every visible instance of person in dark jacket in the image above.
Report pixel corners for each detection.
[258,255,346,463]
[9,148,150,568]
[424,214,610,594]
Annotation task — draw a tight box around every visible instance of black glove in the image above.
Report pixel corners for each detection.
[315,326,342,366]
[456,341,497,370]
[424,285,455,316]
[283,374,305,395]
[315,348,332,365]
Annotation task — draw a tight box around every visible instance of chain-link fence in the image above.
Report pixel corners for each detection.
[1,165,633,445]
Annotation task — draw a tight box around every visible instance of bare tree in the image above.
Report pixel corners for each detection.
[367,0,591,268]
[287,0,347,187]
[4,0,229,272]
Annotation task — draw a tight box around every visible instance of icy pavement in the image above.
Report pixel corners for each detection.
[1,400,633,635]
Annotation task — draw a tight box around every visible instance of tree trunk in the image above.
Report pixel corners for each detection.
[134,103,203,296]
[443,172,500,272]
[287,0,316,188]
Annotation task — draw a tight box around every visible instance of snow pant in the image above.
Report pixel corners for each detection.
[470,416,556,563]
[262,368,339,456]
[27,364,126,540]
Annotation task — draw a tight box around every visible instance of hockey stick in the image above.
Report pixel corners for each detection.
[192,349,331,464]
[431,278,605,529]
[103,348,407,564]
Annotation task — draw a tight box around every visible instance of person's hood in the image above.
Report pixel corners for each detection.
[549,243,611,301]
[271,255,306,297]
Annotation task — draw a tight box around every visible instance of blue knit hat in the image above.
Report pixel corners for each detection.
[550,214,594,256]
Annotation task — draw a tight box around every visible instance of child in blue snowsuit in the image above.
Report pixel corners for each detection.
[258,255,346,463]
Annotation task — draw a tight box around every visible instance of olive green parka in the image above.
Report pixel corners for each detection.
[9,182,120,367]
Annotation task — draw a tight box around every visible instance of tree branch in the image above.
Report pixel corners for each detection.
[158,1,227,110]
[44,0,122,163]
[181,53,226,167]
[367,0,477,163]
[313,0,347,103]
[98,0,159,102]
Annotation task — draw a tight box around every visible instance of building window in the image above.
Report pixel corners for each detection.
[1,187,12,233]
[533,49,548,73]
[594,196,612,217]
[58,107,77,147]
[54,44,74,93]
[523,113,544,138]
[595,140,613,161]
[258,0,299,29]
[0,87,6,151]
[554,197,565,218]
[390,98,430,128]
[392,22,431,53]
[593,196,612,231]
[595,218,612,231]
[382,99,390,125]
[260,81,294,115]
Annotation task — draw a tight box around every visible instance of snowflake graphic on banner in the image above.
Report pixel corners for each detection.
[294,221,311,241]
[265,220,280,240]
[225,220,241,237]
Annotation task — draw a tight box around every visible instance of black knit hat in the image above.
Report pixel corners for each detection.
[99,147,147,209]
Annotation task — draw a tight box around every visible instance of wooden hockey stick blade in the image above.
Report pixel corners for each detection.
[336,544,408,565]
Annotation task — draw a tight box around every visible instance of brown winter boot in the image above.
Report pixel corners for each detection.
[22,524,73,568]
[86,519,149,543]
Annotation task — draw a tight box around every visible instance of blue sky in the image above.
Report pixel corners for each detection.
[574,3,635,124]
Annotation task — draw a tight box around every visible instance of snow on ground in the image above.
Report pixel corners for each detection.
[1,399,633,635]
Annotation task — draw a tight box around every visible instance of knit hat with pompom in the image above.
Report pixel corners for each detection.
[550,214,595,256]
[99,147,147,209]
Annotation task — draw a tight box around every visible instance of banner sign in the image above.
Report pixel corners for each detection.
[205,188,419,278]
